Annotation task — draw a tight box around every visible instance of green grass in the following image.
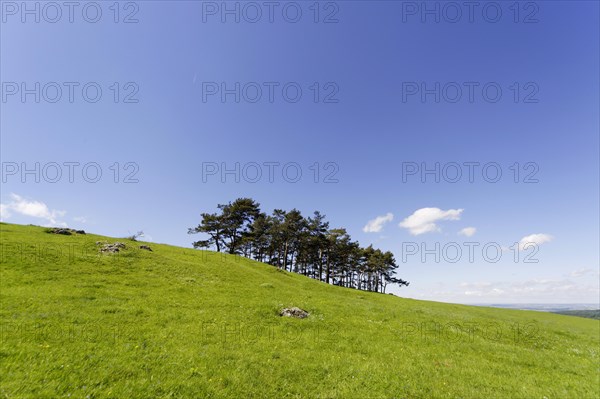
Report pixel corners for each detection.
[1,222,598,398]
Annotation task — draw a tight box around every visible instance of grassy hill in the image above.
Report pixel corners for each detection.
[1,222,598,398]
[553,310,600,320]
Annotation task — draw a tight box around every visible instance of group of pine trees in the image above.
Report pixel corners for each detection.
[188,198,409,293]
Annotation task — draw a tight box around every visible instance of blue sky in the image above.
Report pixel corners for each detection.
[1,1,598,304]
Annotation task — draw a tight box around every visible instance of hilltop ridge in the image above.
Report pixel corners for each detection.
[1,222,598,398]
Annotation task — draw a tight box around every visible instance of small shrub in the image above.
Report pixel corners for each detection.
[126,231,144,241]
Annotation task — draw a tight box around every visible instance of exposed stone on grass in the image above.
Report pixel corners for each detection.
[97,242,126,254]
[280,307,309,319]
[46,228,86,235]
[139,245,153,251]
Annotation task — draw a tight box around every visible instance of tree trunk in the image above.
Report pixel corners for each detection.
[283,241,289,271]
[318,248,324,281]
[215,238,221,252]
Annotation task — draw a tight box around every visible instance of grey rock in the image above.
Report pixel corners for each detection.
[47,228,72,235]
[99,242,126,254]
[46,228,86,235]
[280,307,309,319]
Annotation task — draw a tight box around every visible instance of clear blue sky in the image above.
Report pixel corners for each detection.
[1,1,598,304]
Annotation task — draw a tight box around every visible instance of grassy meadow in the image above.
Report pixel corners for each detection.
[1,223,598,398]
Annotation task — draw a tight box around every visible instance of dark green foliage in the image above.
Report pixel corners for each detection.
[190,198,409,293]
[553,310,600,320]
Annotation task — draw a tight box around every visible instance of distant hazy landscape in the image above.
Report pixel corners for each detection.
[472,303,599,312]
[472,304,600,320]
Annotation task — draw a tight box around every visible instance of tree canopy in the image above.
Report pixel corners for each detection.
[189,198,409,294]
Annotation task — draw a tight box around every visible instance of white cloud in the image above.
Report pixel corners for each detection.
[458,227,476,237]
[363,213,394,233]
[0,193,66,227]
[73,216,88,224]
[518,233,553,250]
[404,277,600,303]
[460,282,494,289]
[399,207,463,235]
[569,268,594,278]
[464,287,505,296]
[459,278,599,301]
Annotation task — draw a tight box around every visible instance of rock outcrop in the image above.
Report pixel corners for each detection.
[280,307,309,319]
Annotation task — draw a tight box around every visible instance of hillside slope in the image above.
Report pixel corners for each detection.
[1,223,598,398]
